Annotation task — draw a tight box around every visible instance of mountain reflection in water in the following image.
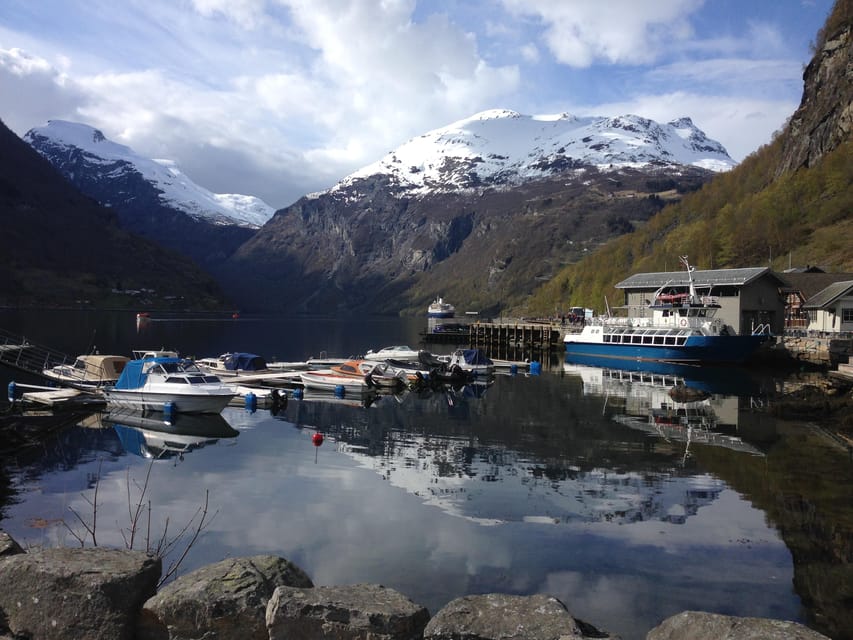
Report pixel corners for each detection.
[1,356,851,640]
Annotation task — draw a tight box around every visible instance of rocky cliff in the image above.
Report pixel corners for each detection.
[777,0,853,174]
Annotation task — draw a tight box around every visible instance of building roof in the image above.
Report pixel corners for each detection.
[615,266,782,290]
[803,280,853,309]
[779,272,853,300]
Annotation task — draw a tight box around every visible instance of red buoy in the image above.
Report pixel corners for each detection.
[311,433,324,446]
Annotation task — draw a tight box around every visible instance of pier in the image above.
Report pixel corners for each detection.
[422,320,566,355]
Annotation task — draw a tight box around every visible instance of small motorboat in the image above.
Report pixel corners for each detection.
[363,345,420,361]
[299,370,371,394]
[439,349,495,376]
[363,361,409,390]
[42,354,130,389]
[103,355,235,414]
[196,352,272,377]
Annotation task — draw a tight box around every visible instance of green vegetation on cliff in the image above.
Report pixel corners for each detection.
[526,138,853,314]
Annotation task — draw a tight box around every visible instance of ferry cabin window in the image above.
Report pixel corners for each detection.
[843,308,853,322]
[665,336,676,345]
[653,335,664,345]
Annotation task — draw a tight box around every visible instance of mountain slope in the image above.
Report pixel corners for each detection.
[528,0,853,316]
[339,111,734,197]
[24,121,273,272]
[0,118,228,309]
[226,112,732,314]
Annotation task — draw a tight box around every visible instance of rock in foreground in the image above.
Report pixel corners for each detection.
[424,593,615,640]
[0,547,160,640]
[267,583,430,640]
[647,611,831,639]
[142,554,314,640]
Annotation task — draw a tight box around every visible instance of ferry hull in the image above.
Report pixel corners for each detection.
[564,334,769,364]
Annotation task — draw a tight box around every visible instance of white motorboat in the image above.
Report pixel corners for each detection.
[363,345,420,361]
[103,355,235,414]
[43,354,130,389]
[299,370,371,393]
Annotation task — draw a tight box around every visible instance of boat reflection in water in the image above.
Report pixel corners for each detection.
[563,354,766,463]
[101,409,239,461]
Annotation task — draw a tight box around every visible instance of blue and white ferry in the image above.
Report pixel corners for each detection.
[564,257,771,364]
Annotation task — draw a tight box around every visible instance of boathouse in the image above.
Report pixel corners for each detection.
[780,270,853,334]
[615,267,787,335]
[802,280,853,334]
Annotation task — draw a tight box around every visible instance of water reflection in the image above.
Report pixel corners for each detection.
[563,358,766,461]
[1,356,850,640]
[101,410,240,462]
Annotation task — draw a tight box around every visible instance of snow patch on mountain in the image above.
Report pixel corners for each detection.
[24,120,274,228]
[335,110,735,197]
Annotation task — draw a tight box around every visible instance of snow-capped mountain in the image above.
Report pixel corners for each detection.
[24,120,274,228]
[336,109,735,197]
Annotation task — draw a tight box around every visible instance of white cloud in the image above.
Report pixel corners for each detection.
[0,0,829,205]
[501,0,704,67]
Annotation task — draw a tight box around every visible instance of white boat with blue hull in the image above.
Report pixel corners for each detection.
[564,256,772,364]
[103,356,235,414]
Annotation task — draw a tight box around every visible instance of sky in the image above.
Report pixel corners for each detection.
[0,0,836,209]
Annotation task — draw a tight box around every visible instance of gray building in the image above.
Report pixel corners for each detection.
[615,267,787,335]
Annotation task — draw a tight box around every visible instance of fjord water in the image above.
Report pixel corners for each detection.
[1,310,851,640]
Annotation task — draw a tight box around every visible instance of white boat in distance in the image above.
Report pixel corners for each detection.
[363,345,420,361]
[103,355,235,414]
[43,354,130,389]
[428,297,455,318]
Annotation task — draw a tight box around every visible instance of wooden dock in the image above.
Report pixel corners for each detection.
[422,321,565,354]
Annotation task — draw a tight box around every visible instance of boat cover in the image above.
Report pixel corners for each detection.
[114,357,182,389]
[458,349,494,365]
[223,353,268,371]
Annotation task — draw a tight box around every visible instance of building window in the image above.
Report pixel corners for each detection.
[843,308,853,323]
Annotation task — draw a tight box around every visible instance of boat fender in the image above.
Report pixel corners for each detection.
[245,392,257,413]
[293,387,304,400]
[334,384,346,398]
[7,381,16,403]
[163,401,176,423]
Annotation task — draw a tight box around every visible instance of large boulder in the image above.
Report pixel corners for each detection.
[0,547,160,640]
[266,583,430,640]
[424,593,613,640]
[0,530,23,557]
[141,554,313,640]
[646,611,831,640]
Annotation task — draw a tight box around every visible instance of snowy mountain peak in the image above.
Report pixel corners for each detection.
[24,120,274,228]
[335,110,735,197]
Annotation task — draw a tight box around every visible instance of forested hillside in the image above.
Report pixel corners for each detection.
[527,0,852,315]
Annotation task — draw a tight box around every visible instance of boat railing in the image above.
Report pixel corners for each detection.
[752,323,772,336]
[0,327,75,379]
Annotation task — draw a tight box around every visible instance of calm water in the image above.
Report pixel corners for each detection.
[1,310,851,640]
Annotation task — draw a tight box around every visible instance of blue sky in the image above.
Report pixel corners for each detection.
[0,0,835,208]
